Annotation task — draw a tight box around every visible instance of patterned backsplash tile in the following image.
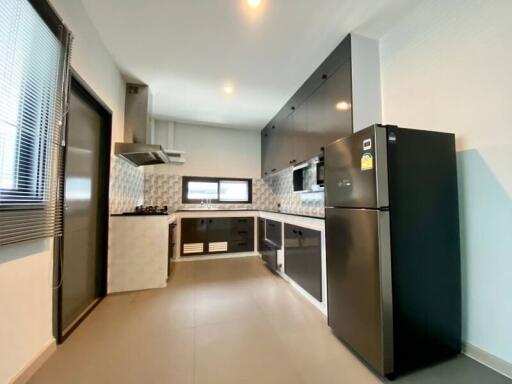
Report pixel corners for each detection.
[263,167,325,217]
[109,157,144,213]
[109,157,324,217]
[144,175,278,211]
[143,167,325,217]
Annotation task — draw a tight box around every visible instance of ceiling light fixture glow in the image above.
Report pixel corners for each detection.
[247,0,261,8]
[335,101,350,111]
[223,85,234,95]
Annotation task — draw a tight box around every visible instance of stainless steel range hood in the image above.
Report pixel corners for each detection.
[114,83,169,167]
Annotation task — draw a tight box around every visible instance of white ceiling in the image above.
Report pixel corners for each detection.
[82,0,420,130]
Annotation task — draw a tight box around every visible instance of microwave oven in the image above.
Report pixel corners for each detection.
[292,156,324,193]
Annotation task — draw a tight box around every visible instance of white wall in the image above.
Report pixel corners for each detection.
[146,121,261,179]
[0,240,54,383]
[0,1,126,382]
[380,0,512,364]
[51,0,126,144]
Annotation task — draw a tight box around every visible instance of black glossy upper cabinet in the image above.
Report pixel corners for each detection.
[260,34,382,177]
[306,60,353,156]
[261,127,270,177]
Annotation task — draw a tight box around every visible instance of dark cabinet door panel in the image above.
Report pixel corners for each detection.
[181,216,255,255]
[228,241,252,253]
[207,218,232,242]
[261,242,278,273]
[261,127,270,177]
[284,224,322,301]
[258,218,265,252]
[181,218,208,255]
[265,219,282,247]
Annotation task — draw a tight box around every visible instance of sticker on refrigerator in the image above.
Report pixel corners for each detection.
[363,138,372,150]
[361,153,374,171]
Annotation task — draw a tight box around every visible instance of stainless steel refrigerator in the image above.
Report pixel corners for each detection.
[325,124,461,378]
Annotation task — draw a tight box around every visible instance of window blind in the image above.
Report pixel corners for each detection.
[0,0,72,245]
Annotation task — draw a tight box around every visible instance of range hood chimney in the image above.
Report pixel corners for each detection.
[114,84,169,167]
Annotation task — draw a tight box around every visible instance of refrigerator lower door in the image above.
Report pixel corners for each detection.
[326,207,394,376]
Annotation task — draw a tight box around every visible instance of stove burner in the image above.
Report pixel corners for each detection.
[122,205,169,215]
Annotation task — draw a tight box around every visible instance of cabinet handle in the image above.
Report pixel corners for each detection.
[292,229,297,234]
[298,231,303,236]
[271,168,277,172]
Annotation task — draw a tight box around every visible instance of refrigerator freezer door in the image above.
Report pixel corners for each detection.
[326,207,393,375]
[324,125,389,209]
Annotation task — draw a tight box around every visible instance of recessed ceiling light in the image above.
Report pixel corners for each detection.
[247,0,261,8]
[223,85,234,95]
[336,101,350,111]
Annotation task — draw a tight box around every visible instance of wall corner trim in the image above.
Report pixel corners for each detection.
[463,342,512,380]
[10,339,56,384]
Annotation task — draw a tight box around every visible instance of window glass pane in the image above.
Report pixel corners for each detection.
[0,0,62,204]
[187,181,218,200]
[219,180,249,202]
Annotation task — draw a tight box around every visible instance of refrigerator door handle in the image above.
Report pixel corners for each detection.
[378,210,394,374]
[375,127,390,209]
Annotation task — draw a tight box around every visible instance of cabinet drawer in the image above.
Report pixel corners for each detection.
[228,240,253,253]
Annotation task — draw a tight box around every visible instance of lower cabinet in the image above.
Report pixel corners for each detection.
[261,242,278,273]
[181,217,254,256]
[258,218,265,252]
[181,218,208,255]
[168,222,176,278]
[284,223,322,301]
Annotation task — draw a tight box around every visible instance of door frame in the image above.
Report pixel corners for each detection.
[53,69,112,343]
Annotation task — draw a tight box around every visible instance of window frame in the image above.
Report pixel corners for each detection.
[182,176,252,204]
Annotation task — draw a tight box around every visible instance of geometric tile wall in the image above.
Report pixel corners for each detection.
[109,157,144,213]
[144,167,325,217]
[109,157,324,217]
[263,167,325,217]
[144,174,278,212]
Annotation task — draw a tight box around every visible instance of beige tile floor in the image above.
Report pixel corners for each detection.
[29,256,511,384]
[28,256,381,384]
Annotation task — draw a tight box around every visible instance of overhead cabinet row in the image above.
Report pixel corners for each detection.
[262,61,352,176]
[261,34,382,177]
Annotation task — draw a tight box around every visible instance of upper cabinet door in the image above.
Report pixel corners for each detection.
[261,127,270,177]
[291,99,311,162]
[282,111,296,167]
[269,117,289,174]
[307,61,353,152]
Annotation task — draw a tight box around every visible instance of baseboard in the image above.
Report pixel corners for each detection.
[463,342,512,379]
[174,252,259,262]
[10,339,56,384]
[277,270,328,316]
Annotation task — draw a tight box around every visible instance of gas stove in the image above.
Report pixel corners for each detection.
[120,205,169,216]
